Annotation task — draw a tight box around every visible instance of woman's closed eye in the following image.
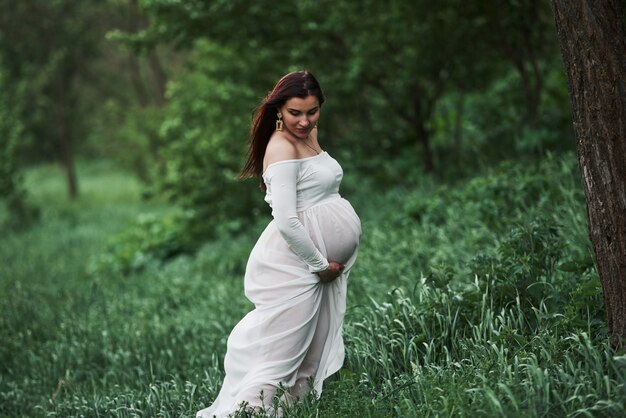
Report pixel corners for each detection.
[288,108,319,116]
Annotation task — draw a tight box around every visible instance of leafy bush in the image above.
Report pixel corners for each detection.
[405,153,578,232]
[90,211,198,275]
[468,217,565,314]
[401,152,604,331]
[431,64,574,175]
[157,40,268,240]
[85,101,166,184]
[0,72,39,228]
[345,284,624,418]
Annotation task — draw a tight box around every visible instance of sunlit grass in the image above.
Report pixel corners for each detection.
[21,160,171,221]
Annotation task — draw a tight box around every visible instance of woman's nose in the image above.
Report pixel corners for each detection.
[300,118,310,127]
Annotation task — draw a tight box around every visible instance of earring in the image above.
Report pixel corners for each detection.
[276,112,284,131]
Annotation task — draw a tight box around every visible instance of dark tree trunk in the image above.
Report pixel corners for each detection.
[411,86,435,173]
[129,55,149,107]
[489,0,550,127]
[365,76,439,173]
[550,0,626,348]
[56,77,78,199]
[416,121,434,174]
[517,0,545,126]
[148,49,167,107]
[513,58,543,127]
[453,93,464,150]
[128,0,149,107]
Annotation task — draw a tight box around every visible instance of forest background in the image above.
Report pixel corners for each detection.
[1,1,625,417]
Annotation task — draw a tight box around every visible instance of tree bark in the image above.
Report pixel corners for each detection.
[56,76,78,199]
[128,0,149,107]
[453,93,464,150]
[412,86,435,173]
[415,121,434,174]
[550,0,626,348]
[148,49,167,107]
[128,55,149,107]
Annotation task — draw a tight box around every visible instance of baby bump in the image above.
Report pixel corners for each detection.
[303,199,361,266]
[324,223,360,265]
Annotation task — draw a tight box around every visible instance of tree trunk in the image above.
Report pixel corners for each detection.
[128,0,149,107]
[56,76,78,200]
[550,0,626,348]
[512,58,542,126]
[416,121,434,174]
[412,87,435,173]
[128,55,149,107]
[453,93,464,150]
[148,49,167,107]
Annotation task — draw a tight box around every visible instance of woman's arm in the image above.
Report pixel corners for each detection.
[265,162,330,273]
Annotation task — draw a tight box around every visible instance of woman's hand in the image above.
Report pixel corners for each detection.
[317,261,345,283]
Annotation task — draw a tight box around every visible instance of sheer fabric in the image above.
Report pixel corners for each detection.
[197,151,361,418]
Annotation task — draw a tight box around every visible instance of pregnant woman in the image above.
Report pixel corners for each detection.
[196,71,361,418]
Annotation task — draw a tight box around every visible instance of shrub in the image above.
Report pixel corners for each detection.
[89,211,198,275]
[405,152,579,230]
[157,40,267,240]
[467,217,565,314]
[0,70,39,228]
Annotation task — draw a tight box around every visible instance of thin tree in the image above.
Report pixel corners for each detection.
[550,0,626,348]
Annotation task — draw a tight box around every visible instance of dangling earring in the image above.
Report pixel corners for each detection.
[276,112,284,131]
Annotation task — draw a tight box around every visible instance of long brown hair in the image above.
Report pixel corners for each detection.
[238,70,325,185]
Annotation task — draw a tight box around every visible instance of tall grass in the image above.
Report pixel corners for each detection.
[345,285,625,417]
[1,153,623,417]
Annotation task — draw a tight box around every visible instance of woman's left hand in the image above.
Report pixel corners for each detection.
[317,261,344,283]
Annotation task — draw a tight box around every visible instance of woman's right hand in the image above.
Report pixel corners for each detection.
[317,261,345,283]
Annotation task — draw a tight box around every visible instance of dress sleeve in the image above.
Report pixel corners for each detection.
[264,162,329,273]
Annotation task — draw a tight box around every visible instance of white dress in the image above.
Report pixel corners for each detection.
[197,151,361,417]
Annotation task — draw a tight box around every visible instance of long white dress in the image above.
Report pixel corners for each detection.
[197,151,361,417]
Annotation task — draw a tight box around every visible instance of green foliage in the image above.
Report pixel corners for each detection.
[2,0,573,242]
[0,70,39,228]
[128,0,564,179]
[346,286,624,417]
[448,64,573,164]
[89,211,197,276]
[157,40,267,238]
[405,152,581,231]
[2,153,620,417]
[2,0,573,225]
[366,152,603,330]
[85,101,166,183]
[0,0,109,160]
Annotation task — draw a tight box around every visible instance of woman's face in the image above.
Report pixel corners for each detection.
[279,95,320,140]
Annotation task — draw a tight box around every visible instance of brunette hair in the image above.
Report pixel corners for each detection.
[238,70,325,184]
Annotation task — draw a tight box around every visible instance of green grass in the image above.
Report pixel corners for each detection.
[2,154,625,417]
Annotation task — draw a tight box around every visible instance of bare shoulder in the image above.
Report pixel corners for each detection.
[263,133,298,170]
